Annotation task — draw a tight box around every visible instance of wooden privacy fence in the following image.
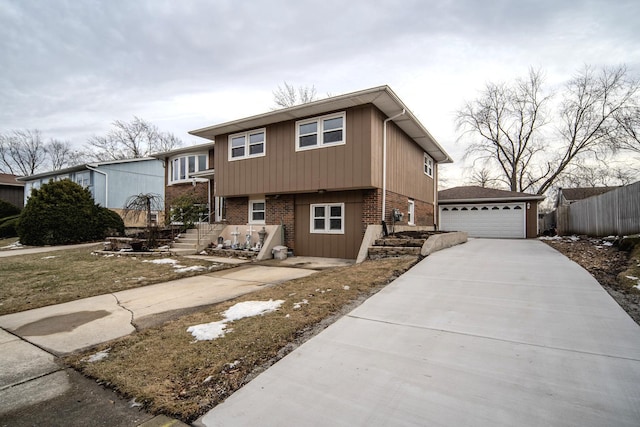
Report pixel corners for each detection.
[557,181,640,236]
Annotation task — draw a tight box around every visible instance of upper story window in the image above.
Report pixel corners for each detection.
[170,153,208,184]
[296,112,345,151]
[229,129,266,161]
[424,153,433,178]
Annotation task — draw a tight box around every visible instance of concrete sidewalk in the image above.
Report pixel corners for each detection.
[0,263,316,423]
[0,242,101,257]
[196,239,640,427]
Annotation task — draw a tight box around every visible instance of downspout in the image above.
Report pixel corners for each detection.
[382,109,405,224]
[86,165,108,207]
[433,162,438,230]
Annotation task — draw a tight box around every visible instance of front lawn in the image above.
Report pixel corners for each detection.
[65,256,418,423]
[0,245,232,315]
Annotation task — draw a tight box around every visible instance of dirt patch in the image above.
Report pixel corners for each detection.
[542,236,640,325]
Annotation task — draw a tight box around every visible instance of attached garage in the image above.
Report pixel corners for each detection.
[437,186,545,239]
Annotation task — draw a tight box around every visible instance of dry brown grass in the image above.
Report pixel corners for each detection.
[0,246,233,315]
[66,256,418,423]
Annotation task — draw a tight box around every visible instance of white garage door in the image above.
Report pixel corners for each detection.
[439,203,526,238]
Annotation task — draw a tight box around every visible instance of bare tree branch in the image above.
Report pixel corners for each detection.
[272,82,318,108]
[0,129,48,175]
[86,117,183,161]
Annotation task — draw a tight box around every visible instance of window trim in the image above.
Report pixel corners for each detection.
[310,202,345,234]
[249,199,266,225]
[228,128,266,161]
[407,200,415,225]
[424,153,434,178]
[295,112,346,152]
[169,152,209,184]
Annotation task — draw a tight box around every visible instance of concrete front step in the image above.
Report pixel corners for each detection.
[374,238,426,247]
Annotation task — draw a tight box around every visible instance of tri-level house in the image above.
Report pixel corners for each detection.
[156,86,452,259]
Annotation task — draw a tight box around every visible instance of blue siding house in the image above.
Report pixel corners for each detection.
[17,158,165,227]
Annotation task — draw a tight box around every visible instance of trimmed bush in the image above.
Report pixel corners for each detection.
[97,207,125,237]
[17,180,120,246]
[0,199,21,218]
[0,214,20,238]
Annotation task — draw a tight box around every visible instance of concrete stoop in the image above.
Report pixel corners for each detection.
[170,224,225,255]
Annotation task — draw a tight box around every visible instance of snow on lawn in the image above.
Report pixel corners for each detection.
[187,299,285,341]
[143,258,206,273]
[83,348,111,363]
[41,255,57,259]
[1,241,23,249]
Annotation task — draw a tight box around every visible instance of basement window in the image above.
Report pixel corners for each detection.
[310,203,344,234]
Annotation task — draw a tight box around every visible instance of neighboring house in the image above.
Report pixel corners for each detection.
[0,173,25,209]
[156,85,452,258]
[556,186,619,207]
[438,186,544,239]
[17,158,165,227]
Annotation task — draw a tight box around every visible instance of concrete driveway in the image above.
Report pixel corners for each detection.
[196,239,640,427]
[0,264,316,421]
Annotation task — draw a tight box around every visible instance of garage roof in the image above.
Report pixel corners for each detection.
[189,85,453,164]
[439,186,545,203]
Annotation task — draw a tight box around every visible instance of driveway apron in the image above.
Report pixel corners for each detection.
[196,239,640,427]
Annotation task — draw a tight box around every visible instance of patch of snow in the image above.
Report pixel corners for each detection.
[224,300,285,321]
[41,255,57,259]
[285,314,290,318]
[626,275,639,281]
[84,348,110,362]
[129,398,143,408]
[569,235,580,241]
[293,299,309,310]
[144,258,179,265]
[538,236,562,241]
[175,266,206,273]
[203,375,213,383]
[200,251,208,255]
[103,254,115,257]
[342,285,350,290]
[187,299,284,341]
[1,241,23,249]
[227,360,240,369]
[188,320,227,341]
[602,241,613,247]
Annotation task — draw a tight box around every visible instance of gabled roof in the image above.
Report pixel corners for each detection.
[438,186,545,203]
[0,173,24,187]
[559,186,618,202]
[188,85,453,163]
[15,157,161,182]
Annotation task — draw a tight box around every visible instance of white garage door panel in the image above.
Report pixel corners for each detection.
[439,203,525,238]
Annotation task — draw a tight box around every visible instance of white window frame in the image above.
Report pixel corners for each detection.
[424,153,434,178]
[310,203,345,234]
[296,112,346,152]
[249,199,266,224]
[75,171,90,188]
[228,128,266,161]
[169,153,208,184]
[408,200,415,225]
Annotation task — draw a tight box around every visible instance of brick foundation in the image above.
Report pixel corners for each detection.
[265,195,295,249]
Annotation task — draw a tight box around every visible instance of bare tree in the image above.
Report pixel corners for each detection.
[87,117,183,161]
[465,165,503,188]
[457,68,550,193]
[0,129,48,175]
[273,82,318,108]
[615,103,640,152]
[457,65,639,195]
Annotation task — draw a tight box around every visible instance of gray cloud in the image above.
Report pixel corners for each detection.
[1,0,638,149]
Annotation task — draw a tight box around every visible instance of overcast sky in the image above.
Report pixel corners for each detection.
[1,0,639,184]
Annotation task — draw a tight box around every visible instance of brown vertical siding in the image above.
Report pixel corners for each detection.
[526,201,538,238]
[214,105,375,197]
[294,190,364,259]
